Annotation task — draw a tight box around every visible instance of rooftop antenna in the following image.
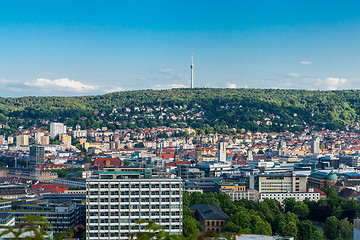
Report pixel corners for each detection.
[190,53,194,89]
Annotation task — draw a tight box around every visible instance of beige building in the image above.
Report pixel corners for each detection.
[257,173,307,193]
[0,168,57,183]
[16,135,29,146]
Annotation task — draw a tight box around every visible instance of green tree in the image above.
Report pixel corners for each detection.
[339,218,353,240]
[312,230,323,240]
[297,220,314,240]
[221,221,241,233]
[284,198,297,213]
[293,203,309,219]
[283,221,297,239]
[182,215,202,237]
[252,220,272,236]
[324,216,340,240]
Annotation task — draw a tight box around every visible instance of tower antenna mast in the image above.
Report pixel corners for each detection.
[190,53,194,89]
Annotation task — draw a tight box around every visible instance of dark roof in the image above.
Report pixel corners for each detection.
[189,204,228,220]
[339,188,360,199]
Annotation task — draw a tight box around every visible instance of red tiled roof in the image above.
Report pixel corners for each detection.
[94,158,123,167]
[31,183,69,193]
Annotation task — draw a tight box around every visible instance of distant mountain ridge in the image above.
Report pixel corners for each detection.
[1,88,360,133]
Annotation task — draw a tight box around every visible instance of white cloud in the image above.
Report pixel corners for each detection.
[315,77,348,90]
[153,83,187,89]
[25,78,97,92]
[105,87,123,93]
[288,73,300,77]
[226,82,237,88]
[299,61,313,65]
[158,68,174,73]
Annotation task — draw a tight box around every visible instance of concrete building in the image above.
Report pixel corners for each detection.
[50,122,66,139]
[339,155,360,167]
[197,162,232,178]
[86,169,183,240]
[16,135,29,146]
[260,192,320,203]
[311,137,320,155]
[195,144,203,164]
[257,173,307,193]
[9,200,81,233]
[29,145,45,165]
[0,213,15,226]
[0,168,57,183]
[177,164,204,179]
[354,219,360,240]
[220,189,259,202]
[34,132,44,145]
[218,140,227,162]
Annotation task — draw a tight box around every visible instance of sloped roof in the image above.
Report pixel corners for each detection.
[189,204,228,220]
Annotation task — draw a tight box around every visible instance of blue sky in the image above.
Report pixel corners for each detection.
[1,1,360,97]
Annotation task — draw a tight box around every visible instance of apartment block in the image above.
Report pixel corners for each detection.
[86,169,183,240]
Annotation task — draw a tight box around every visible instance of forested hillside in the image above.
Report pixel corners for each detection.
[1,88,360,134]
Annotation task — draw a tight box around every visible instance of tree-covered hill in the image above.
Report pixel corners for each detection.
[1,88,360,133]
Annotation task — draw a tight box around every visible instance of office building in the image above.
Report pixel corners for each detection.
[86,169,183,240]
[257,173,307,193]
[29,145,45,165]
[50,122,66,139]
[9,200,82,233]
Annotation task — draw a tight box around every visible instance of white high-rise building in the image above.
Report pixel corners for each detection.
[50,122,66,139]
[86,170,183,240]
[218,140,227,162]
[311,136,320,155]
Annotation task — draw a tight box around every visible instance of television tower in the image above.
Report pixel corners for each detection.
[190,53,194,89]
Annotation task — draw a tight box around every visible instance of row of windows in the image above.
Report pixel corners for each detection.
[89,218,181,224]
[89,204,180,210]
[89,197,180,203]
[89,211,181,216]
[89,191,180,196]
[89,225,180,231]
[89,183,180,189]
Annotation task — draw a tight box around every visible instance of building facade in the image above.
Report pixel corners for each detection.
[257,173,307,193]
[29,146,45,165]
[50,122,67,139]
[86,170,183,240]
